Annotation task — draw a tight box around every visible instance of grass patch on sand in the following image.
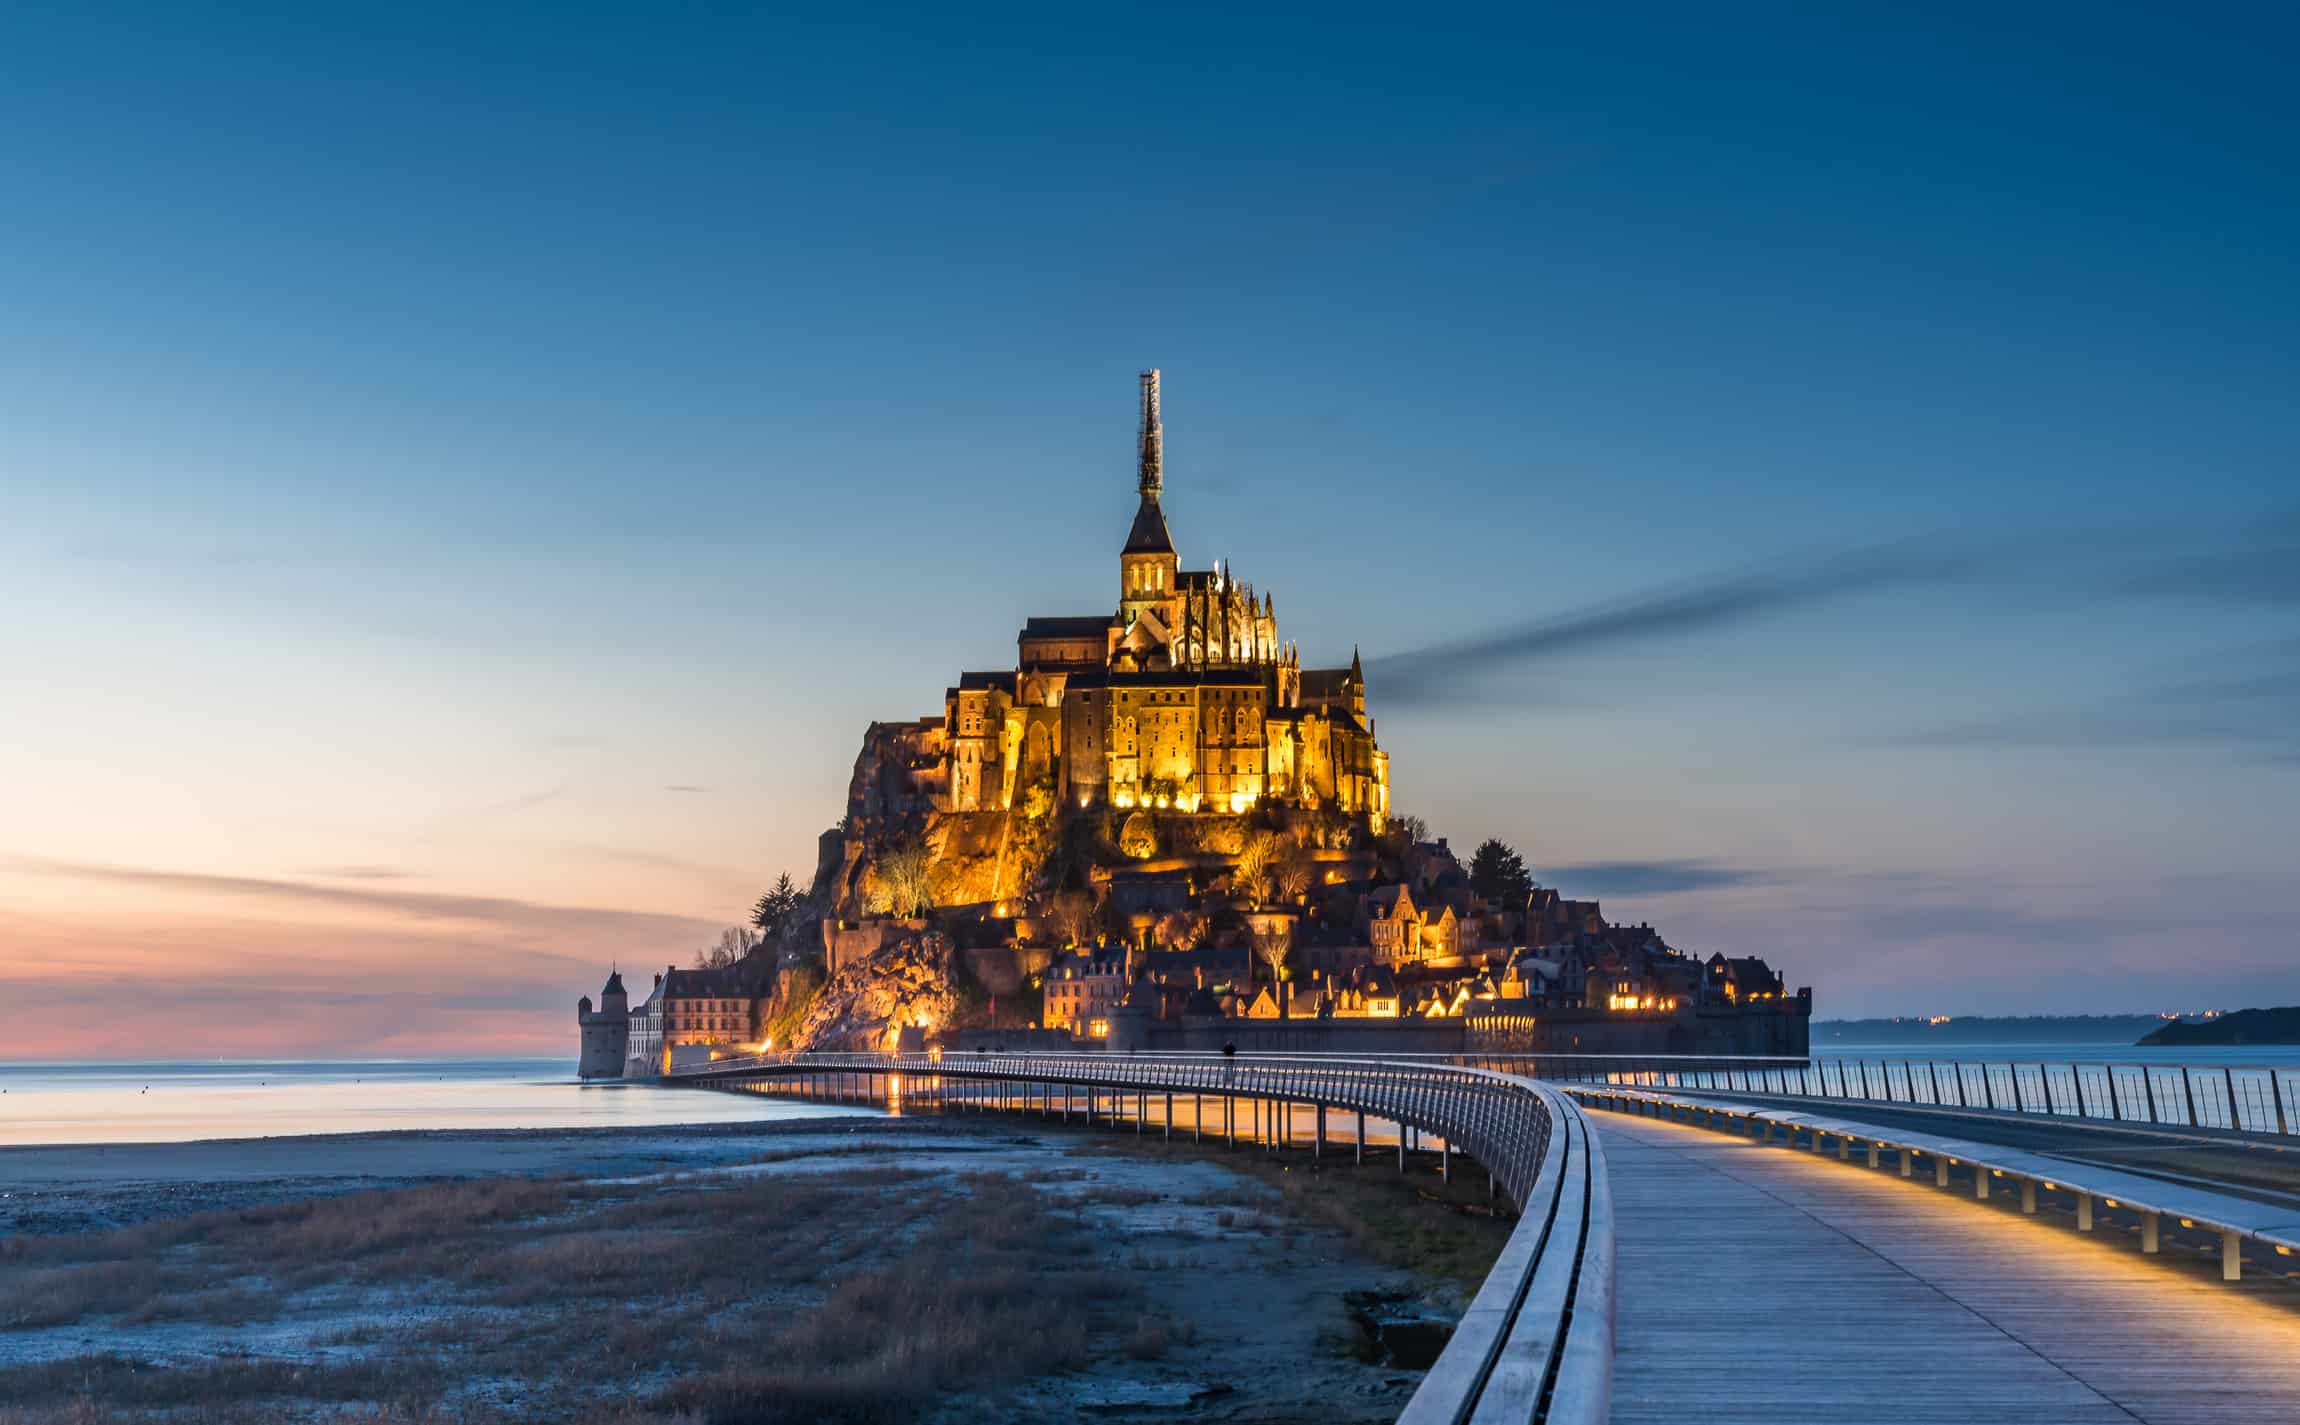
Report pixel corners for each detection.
[1078,1130,1515,1290]
[0,1167,1133,1425]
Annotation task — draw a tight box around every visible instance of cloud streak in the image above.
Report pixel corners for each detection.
[1,856,720,944]
[1897,638,2300,763]
[1541,858,1780,898]
[1367,508,2300,711]
[1368,542,1986,706]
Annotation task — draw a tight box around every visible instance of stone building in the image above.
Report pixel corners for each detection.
[865,371,1389,827]
[575,970,629,1079]
[1043,947,1129,1039]
[620,964,769,1077]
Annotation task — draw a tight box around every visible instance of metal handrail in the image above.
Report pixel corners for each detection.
[1575,1083,2300,1283]
[1478,1053,2300,1137]
[675,1049,1611,1425]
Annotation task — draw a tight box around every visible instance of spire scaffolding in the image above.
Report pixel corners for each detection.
[1137,368,1163,496]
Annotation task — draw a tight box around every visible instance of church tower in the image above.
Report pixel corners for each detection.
[1120,369,1179,630]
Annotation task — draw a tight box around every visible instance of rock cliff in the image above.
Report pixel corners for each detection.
[790,930,959,1051]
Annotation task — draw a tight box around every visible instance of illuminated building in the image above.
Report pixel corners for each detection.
[898,371,1390,822]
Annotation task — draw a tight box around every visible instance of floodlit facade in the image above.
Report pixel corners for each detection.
[921,371,1390,822]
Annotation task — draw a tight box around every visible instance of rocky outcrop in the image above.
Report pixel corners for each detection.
[791,930,959,1051]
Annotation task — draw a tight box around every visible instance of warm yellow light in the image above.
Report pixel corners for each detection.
[2106,1199,2119,1207]
[2180,1218,2195,1228]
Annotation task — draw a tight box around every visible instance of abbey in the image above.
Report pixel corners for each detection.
[933,371,1389,820]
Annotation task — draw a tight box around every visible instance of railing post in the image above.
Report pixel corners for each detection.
[1164,1091,1173,1141]
[2182,1068,2201,1128]
[1356,1109,1365,1164]
[2224,1067,2240,1132]
[1315,1103,1325,1158]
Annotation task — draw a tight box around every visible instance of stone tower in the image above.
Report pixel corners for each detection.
[1120,369,1178,627]
[576,970,630,1079]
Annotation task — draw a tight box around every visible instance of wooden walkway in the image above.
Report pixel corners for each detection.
[1599,1110,2300,1424]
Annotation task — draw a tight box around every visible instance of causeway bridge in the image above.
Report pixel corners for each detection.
[673,1050,2300,1424]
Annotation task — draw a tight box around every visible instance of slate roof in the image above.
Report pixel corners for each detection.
[1123,493,1175,555]
[1020,616,1114,639]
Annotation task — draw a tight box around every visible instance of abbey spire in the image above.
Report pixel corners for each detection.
[1137,367,1163,496]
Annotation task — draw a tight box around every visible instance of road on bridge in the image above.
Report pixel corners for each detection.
[1639,1090,2300,1208]
[1599,1109,2300,1424]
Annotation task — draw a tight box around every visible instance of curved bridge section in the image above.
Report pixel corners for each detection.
[676,1051,1611,1425]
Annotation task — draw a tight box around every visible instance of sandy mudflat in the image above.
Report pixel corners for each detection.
[0,1115,1508,1423]
[0,1115,912,1235]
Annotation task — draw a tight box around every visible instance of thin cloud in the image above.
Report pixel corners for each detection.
[1365,509,2300,711]
[0,856,718,943]
[1542,859,1780,898]
[1369,542,1984,707]
[663,784,710,793]
[305,865,412,881]
[461,786,566,820]
[1897,638,2300,763]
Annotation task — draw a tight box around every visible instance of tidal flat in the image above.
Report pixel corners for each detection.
[0,1116,1510,1424]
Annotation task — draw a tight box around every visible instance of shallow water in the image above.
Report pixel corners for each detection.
[1811,1039,2300,1067]
[0,1058,854,1146]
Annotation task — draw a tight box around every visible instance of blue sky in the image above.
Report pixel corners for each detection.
[3,3,2296,1052]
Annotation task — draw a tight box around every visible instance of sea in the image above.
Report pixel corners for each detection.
[0,1058,843,1148]
[10,1041,2300,1149]
[1810,1039,2300,1068]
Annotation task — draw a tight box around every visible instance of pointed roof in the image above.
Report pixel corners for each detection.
[1123,493,1174,556]
[1349,645,1363,681]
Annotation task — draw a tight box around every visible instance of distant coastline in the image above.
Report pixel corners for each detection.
[1814,1013,2216,1047]
[2139,1006,2300,1047]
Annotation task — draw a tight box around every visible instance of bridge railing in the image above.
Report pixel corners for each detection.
[1465,1052,2300,1136]
[1574,1083,2300,1282]
[674,1049,1611,1425]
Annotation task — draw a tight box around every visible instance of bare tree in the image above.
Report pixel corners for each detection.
[1249,919,1293,989]
[1277,843,1316,904]
[695,925,763,970]
[1045,889,1097,949]
[878,837,933,918]
[1234,829,1278,907]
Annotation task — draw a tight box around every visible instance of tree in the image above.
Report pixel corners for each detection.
[1233,829,1278,906]
[877,836,933,917]
[1045,889,1097,949]
[1276,842,1316,904]
[1468,838,1534,908]
[696,925,763,969]
[1249,919,1294,1009]
[751,873,802,937]
[1154,908,1206,951]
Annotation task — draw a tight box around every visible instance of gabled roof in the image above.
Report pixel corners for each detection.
[955,670,1017,693]
[1123,493,1175,555]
